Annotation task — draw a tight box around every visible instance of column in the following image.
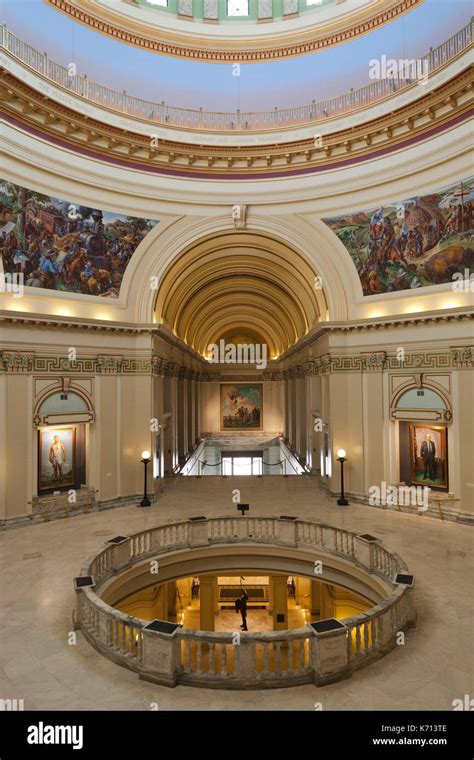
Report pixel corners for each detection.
[329,371,364,496]
[309,374,322,475]
[456,368,474,515]
[288,378,296,447]
[152,584,168,620]
[177,376,188,463]
[199,575,215,631]
[187,377,195,451]
[166,581,177,621]
[171,376,179,471]
[310,580,322,617]
[153,373,165,487]
[163,376,175,474]
[362,361,386,496]
[195,378,201,444]
[270,575,288,630]
[295,378,302,456]
[299,376,307,462]
[310,581,335,619]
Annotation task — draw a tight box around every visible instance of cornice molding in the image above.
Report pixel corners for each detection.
[279,308,474,361]
[1,67,472,178]
[2,307,472,335]
[44,0,422,63]
[2,308,472,363]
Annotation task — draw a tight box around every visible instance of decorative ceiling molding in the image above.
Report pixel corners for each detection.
[1,307,472,339]
[278,310,474,362]
[44,0,423,63]
[1,67,472,178]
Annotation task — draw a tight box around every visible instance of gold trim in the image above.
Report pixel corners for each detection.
[1,68,471,175]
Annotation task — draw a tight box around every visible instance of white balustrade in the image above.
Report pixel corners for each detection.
[1,21,470,132]
[75,516,414,688]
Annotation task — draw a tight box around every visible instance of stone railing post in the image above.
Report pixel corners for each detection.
[278,516,297,547]
[394,574,416,627]
[323,525,338,551]
[234,636,256,681]
[106,536,131,572]
[95,602,112,647]
[353,533,381,571]
[73,577,95,630]
[188,516,209,547]
[139,621,180,687]
[374,600,398,652]
[237,518,249,541]
[309,619,349,685]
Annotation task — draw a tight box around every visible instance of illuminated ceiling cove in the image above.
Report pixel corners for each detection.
[154,231,325,357]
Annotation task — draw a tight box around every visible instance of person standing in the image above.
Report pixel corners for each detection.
[420,432,436,481]
[235,589,248,631]
[49,434,66,482]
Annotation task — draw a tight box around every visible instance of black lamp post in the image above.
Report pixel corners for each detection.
[139,450,151,507]
[336,449,349,506]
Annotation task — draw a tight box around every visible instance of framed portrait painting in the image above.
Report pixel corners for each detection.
[409,424,448,491]
[38,427,76,492]
[220,384,263,431]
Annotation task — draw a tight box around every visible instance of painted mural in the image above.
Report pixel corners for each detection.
[0,180,158,297]
[220,384,263,431]
[322,179,473,296]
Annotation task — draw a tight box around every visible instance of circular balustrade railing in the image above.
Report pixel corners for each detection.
[2,21,471,132]
[74,516,416,688]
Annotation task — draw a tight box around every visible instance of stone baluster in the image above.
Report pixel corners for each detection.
[208,642,215,675]
[220,643,227,675]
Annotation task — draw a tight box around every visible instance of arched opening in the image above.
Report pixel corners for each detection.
[154,230,327,359]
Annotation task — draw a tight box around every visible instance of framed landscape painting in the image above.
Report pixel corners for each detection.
[409,424,448,491]
[38,427,76,492]
[220,384,263,431]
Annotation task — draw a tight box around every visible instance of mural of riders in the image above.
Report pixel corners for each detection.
[322,178,473,295]
[0,180,158,297]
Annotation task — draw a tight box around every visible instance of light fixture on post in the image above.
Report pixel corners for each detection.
[139,450,151,508]
[336,449,349,506]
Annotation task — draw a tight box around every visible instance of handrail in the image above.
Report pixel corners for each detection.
[74,516,415,688]
[1,20,471,132]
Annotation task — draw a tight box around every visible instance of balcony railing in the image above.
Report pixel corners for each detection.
[1,20,472,132]
[74,516,416,688]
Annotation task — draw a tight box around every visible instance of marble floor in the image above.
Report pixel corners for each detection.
[0,475,472,711]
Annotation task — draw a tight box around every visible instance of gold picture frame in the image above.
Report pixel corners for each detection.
[38,426,76,492]
[409,424,448,491]
[220,384,263,431]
